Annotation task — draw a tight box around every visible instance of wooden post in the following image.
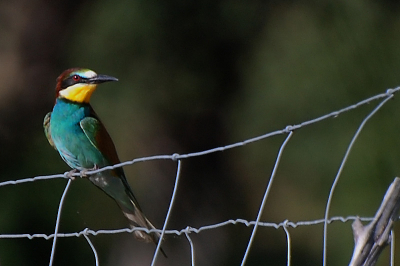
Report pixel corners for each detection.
[349,177,400,266]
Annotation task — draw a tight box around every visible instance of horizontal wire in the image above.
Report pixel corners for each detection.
[0,216,374,240]
[1,86,399,187]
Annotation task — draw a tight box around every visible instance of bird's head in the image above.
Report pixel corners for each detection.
[55,68,118,103]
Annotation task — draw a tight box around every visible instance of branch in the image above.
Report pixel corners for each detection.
[349,177,400,266]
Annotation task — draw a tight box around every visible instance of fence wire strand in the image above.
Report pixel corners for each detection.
[83,230,100,266]
[1,87,399,265]
[283,220,291,266]
[322,93,394,266]
[184,228,196,266]
[49,178,72,266]
[240,131,293,266]
[0,215,375,240]
[151,159,182,266]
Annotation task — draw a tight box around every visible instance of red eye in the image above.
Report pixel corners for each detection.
[72,75,80,81]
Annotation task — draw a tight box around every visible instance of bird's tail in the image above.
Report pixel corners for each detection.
[118,201,167,257]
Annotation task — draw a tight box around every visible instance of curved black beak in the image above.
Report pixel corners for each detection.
[88,74,118,84]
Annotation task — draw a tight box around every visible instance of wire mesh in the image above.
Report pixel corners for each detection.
[1,86,399,265]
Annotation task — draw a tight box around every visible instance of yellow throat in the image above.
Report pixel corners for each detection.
[58,83,97,103]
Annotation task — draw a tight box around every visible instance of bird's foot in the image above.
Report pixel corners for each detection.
[80,165,99,178]
[65,169,79,180]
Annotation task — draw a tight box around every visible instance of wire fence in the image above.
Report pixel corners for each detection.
[1,86,400,266]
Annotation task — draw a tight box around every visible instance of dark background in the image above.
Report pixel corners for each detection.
[1,0,400,265]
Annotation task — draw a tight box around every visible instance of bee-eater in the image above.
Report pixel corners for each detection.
[44,68,165,256]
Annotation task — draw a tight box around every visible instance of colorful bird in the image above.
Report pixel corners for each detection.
[44,68,165,256]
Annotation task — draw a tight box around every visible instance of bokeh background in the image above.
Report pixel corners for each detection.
[1,0,400,265]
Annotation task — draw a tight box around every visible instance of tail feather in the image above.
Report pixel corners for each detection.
[88,171,167,257]
[119,202,167,257]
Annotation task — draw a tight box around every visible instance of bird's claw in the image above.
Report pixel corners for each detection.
[66,169,79,180]
[80,165,99,178]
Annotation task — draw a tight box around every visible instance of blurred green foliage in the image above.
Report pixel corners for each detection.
[1,0,400,265]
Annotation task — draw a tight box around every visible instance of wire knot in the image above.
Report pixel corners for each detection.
[83,228,90,235]
[285,125,293,132]
[386,88,394,95]
[172,153,180,161]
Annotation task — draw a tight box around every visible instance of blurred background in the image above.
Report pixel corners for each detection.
[1,0,400,265]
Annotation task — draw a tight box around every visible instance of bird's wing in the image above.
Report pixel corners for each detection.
[81,111,164,254]
[43,112,57,150]
[79,116,120,166]
[79,113,142,207]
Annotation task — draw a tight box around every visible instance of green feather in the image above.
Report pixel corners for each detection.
[80,117,101,151]
[43,112,56,150]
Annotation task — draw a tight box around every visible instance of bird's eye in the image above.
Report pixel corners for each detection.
[72,75,80,81]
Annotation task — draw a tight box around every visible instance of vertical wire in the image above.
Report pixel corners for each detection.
[240,131,293,266]
[83,228,99,266]
[151,158,182,266]
[283,220,291,266]
[322,95,393,266]
[49,179,72,266]
[185,228,196,266]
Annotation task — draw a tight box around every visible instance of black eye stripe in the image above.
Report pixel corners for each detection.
[61,75,88,89]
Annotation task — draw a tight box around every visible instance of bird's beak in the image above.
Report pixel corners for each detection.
[88,74,119,84]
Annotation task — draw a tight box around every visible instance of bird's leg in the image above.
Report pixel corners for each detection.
[80,164,99,178]
[66,169,79,180]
